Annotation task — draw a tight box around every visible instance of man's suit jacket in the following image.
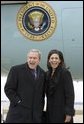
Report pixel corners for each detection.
[4,63,45,123]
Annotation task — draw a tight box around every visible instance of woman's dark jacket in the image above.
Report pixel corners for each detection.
[46,66,75,123]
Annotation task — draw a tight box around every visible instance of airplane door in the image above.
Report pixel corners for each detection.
[62,8,83,79]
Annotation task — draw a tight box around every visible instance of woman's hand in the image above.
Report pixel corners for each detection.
[64,115,72,123]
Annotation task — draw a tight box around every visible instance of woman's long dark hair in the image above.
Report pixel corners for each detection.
[47,49,66,70]
[46,49,66,95]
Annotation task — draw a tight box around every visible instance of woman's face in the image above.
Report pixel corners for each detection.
[49,53,61,69]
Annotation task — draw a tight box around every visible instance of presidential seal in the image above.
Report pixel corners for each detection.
[17,1,57,41]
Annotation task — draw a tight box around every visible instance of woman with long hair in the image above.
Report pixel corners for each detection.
[46,49,75,123]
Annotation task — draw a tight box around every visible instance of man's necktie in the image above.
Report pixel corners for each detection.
[31,69,37,80]
[34,69,37,79]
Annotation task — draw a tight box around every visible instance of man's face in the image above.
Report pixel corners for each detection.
[27,52,40,69]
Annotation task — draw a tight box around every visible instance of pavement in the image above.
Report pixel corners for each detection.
[74,115,83,123]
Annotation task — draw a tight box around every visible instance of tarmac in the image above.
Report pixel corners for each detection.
[74,115,83,123]
[1,101,83,123]
[1,108,83,123]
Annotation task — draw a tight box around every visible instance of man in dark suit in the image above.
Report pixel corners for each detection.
[4,49,45,123]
